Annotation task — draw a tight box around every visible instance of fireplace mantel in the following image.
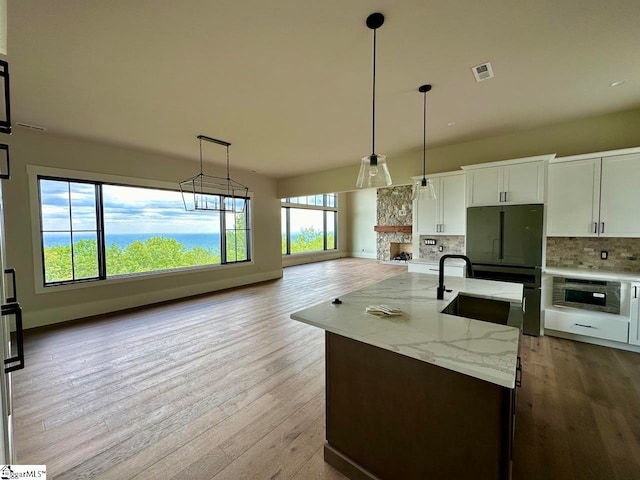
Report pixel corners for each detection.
[374,225,412,234]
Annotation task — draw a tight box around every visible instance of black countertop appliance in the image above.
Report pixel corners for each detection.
[466,204,544,336]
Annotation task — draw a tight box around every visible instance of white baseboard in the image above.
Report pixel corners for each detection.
[282,251,347,267]
[25,269,283,329]
[349,252,377,259]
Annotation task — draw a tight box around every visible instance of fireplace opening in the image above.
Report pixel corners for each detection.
[390,242,413,262]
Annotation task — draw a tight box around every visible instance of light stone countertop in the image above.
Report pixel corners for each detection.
[290,272,523,389]
[544,267,640,282]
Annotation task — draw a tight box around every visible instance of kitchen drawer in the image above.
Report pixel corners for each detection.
[408,262,465,277]
[544,308,629,343]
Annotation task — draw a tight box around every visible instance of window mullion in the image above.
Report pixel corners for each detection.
[68,182,76,281]
[96,183,107,279]
[220,197,227,263]
[323,211,327,250]
[286,207,291,255]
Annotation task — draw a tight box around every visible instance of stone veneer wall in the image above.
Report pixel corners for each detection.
[376,186,413,261]
[418,235,466,261]
[546,237,640,271]
[376,186,413,226]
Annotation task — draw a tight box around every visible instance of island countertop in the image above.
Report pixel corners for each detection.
[290,272,523,389]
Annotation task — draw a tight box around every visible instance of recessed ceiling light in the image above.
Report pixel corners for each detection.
[610,81,625,87]
[447,122,456,127]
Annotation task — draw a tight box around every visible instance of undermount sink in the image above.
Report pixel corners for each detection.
[441,294,511,326]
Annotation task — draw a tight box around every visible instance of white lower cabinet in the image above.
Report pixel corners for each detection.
[544,308,629,344]
[630,283,640,346]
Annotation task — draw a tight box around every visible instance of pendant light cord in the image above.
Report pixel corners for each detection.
[371,27,377,156]
[199,138,204,175]
[226,145,231,181]
[422,90,427,180]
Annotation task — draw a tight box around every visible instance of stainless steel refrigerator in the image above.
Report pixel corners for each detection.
[466,204,543,336]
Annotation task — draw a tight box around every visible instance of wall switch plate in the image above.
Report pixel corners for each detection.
[424,239,437,245]
[600,250,608,260]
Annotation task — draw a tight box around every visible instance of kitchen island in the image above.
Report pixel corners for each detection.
[291,272,523,480]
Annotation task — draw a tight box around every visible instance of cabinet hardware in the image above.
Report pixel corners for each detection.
[4,268,16,303]
[593,222,598,234]
[0,144,9,179]
[515,356,523,388]
[601,222,605,233]
[503,191,508,202]
[522,296,526,313]
[574,323,594,328]
[0,60,11,135]
[1,302,24,373]
[634,286,638,299]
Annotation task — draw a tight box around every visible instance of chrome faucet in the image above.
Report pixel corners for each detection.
[437,254,474,300]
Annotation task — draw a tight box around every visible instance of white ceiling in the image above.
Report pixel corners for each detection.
[7,0,640,178]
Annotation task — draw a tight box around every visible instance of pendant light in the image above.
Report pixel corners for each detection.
[179,135,249,213]
[356,12,392,189]
[412,84,436,201]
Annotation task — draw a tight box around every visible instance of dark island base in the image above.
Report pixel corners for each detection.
[324,332,515,480]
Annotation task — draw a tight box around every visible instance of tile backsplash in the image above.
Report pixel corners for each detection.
[546,237,640,272]
[418,235,465,261]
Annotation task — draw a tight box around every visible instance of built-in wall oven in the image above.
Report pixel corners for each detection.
[552,277,621,314]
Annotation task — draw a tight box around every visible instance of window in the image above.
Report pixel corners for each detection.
[281,194,337,255]
[38,177,251,286]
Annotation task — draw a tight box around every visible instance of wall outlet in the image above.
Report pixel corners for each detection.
[600,250,608,260]
[398,209,407,217]
[424,239,437,245]
[438,245,444,252]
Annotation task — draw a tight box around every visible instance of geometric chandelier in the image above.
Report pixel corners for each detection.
[179,135,249,213]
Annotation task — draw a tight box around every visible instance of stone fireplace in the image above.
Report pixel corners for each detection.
[390,242,413,261]
[375,185,414,262]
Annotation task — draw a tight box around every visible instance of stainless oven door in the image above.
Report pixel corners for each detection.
[552,277,620,314]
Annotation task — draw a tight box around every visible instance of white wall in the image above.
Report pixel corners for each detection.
[347,189,377,259]
[4,130,283,328]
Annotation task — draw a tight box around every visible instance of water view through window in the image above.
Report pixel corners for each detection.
[39,178,250,285]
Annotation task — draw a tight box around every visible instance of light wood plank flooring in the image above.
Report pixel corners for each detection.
[13,259,640,479]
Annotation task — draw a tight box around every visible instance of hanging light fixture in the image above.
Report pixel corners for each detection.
[412,84,436,201]
[356,12,392,189]
[179,135,249,213]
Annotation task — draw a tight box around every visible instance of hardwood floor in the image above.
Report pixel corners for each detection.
[13,259,640,479]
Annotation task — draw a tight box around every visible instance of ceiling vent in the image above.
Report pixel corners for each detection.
[16,122,47,132]
[471,62,494,82]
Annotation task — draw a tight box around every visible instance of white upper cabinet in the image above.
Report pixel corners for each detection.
[462,155,552,207]
[599,153,640,237]
[413,171,465,235]
[547,159,600,236]
[548,151,640,237]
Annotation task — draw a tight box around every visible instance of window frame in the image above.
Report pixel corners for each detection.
[28,165,253,292]
[281,194,338,256]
